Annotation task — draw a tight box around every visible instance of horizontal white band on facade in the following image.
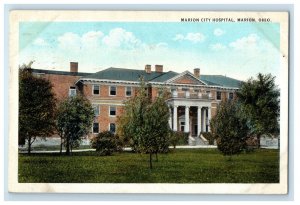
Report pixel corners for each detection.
[77,78,239,91]
[90,103,125,106]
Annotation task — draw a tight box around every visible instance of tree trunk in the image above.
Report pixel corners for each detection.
[28,140,31,156]
[60,135,63,155]
[66,137,70,156]
[257,134,261,149]
[149,153,153,169]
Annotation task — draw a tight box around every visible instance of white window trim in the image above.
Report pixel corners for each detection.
[109,106,117,117]
[69,87,76,97]
[109,86,117,96]
[92,122,100,134]
[93,104,100,116]
[92,85,100,96]
[125,86,132,97]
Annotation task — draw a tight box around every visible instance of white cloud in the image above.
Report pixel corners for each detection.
[33,38,48,46]
[210,43,226,51]
[156,42,168,49]
[57,31,105,53]
[229,34,260,50]
[214,28,225,36]
[173,34,185,41]
[102,28,142,49]
[173,32,205,43]
[57,32,81,51]
[81,31,104,45]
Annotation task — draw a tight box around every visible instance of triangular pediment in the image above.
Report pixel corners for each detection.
[166,71,207,85]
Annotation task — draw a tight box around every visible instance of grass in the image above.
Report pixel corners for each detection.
[18,148,279,183]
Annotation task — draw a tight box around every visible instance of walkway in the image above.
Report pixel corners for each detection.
[18,145,218,154]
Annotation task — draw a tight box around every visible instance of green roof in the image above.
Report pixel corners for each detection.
[200,75,242,88]
[84,67,178,82]
[84,67,242,88]
[32,67,242,89]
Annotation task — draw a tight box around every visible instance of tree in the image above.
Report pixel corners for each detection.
[90,131,122,156]
[210,100,249,157]
[56,95,94,155]
[19,62,56,155]
[236,73,280,148]
[117,79,170,169]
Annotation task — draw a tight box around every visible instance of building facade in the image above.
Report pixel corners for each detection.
[32,62,242,138]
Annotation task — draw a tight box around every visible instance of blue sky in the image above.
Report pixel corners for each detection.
[19,22,280,82]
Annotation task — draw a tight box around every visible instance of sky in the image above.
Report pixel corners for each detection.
[19,22,280,83]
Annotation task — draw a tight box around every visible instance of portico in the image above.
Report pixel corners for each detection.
[167,99,212,136]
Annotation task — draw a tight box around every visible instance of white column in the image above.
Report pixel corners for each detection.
[202,108,206,132]
[173,106,178,131]
[207,107,211,132]
[197,106,202,136]
[168,107,172,129]
[185,106,190,133]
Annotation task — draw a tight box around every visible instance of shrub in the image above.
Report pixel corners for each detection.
[90,131,120,156]
[169,131,189,149]
[201,132,215,145]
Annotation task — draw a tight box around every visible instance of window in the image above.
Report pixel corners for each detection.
[229,92,234,100]
[110,86,116,96]
[93,123,99,134]
[69,86,76,97]
[109,123,116,134]
[126,87,132,96]
[93,85,100,95]
[110,106,116,116]
[93,104,100,116]
[216,91,222,100]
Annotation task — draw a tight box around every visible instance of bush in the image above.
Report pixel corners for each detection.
[201,132,215,145]
[169,131,189,148]
[90,131,121,156]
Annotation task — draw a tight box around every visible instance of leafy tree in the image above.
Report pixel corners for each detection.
[117,79,170,169]
[19,62,56,155]
[210,100,249,156]
[56,95,94,155]
[236,73,280,148]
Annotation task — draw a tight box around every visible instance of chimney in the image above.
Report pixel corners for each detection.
[145,64,151,73]
[194,68,200,78]
[70,62,78,73]
[155,65,163,73]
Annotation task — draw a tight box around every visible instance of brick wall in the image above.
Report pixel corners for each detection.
[43,74,81,102]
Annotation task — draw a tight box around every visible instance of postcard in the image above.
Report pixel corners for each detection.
[9,10,289,194]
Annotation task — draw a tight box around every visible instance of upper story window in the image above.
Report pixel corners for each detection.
[93,85,100,95]
[93,123,99,134]
[109,123,116,134]
[206,91,211,98]
[93,104,100,116]
[229,92,234,100]
[126,87,132,96]
[110,106,116,116]
[216,91,222,100]
[69,86,76,97]
[110,86,117,96]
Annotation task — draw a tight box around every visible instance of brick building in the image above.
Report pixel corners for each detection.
[32,62,242,139]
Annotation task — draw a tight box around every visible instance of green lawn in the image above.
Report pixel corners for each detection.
[18,148,279,183]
